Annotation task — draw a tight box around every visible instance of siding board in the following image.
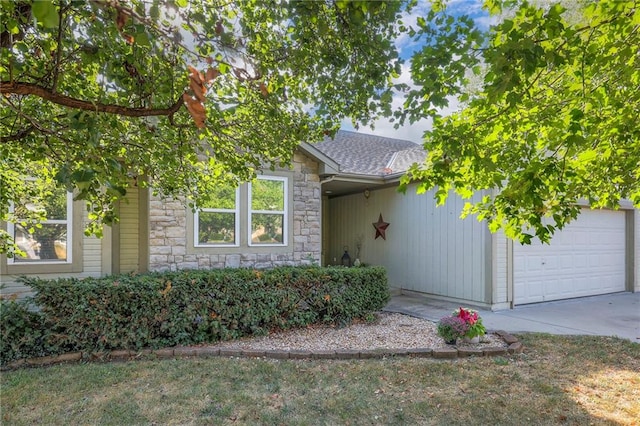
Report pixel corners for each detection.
[327,184,488,303]
[119,186,140,273]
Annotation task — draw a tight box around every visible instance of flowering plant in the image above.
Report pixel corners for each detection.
[436,316,469,343]
[453,307,486,338]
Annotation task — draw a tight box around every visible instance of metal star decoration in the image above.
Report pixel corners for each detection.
[372,213,389,240]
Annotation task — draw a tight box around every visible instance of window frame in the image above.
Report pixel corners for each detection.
[186,173,292,254]
[193,187,240,247]
[248,176,288,247]
[1,191,83,276]
[7,190,74,265]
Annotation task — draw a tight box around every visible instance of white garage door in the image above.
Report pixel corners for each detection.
[514,209,626,305]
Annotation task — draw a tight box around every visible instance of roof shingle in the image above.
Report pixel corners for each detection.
[313,130,425,176]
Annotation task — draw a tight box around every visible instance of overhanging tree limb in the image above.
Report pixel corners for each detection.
[1,82,183,117]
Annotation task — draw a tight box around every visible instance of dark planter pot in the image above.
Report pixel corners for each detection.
[444,338,457,345]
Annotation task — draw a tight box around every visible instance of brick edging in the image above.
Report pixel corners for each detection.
[0,330,523,370]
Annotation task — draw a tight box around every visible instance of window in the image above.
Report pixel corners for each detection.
[194,185,239,246]
[249,176,287,246]
[187,174,290,252]
[8,188,73,264]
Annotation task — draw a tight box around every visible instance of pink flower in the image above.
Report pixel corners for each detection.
[456,307,477,325]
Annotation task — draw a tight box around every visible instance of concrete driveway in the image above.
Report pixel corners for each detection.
[384,292,640,342]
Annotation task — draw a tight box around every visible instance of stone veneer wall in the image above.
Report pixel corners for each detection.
[148,151,321,271]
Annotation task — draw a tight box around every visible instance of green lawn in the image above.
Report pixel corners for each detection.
[1,334,638,425]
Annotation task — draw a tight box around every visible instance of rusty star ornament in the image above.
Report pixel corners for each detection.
[372,214,389,240]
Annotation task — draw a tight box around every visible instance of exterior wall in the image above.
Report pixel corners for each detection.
[491,230,511,310]
[147,151,322,271]
[116,185,148,274]
[119,185,140,273]
[327,184,490,306]
[634,209,639,292]
[0,209,105,298]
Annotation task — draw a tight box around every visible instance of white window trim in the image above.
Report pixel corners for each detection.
[194,187,240,247]
[248,176,288,247]
[7,191,74,265]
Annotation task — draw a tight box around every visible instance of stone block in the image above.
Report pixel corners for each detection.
[359,350,384,359]
[163,227,186,238]
[433,348,459,359]
[378,349,406,358]
[457,348,484,357]
[27,356,57,366]
[55,352,83,363]
[225,255,240,268]
[501,333,519,344]
[508,342,524,354]
[195,347,220,357]
[219,348,242,357]
[166,237,186,247]
[153,348,175,358]
[174,347,197,357]
[240,349,265,358]
[334,350,360,360]
[407,348,433,358]
[153,246,172,255]
[3,359,27,370]
[149,238,166,246]
[265,350,290,360]
[312,350,336,359]
[149,255,168,264]
[288,350,313,359]
[133,349,153,359]
[109,350,133,360]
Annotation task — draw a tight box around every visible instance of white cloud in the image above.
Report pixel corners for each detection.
[342,0,490,143]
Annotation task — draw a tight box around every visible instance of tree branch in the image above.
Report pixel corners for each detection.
[1,82,183,117]
[0,125,36,143]
[51,3,67,92]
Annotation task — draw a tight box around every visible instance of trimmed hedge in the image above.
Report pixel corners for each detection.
[0,297,49,362]
[1,266,388,364]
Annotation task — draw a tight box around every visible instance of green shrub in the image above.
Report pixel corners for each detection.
[1,266,388,364]
[0,297,51,362]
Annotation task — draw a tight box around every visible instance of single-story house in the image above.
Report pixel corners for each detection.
[2,130,638,309]
[0,142,337,297]
[317,131,639,309]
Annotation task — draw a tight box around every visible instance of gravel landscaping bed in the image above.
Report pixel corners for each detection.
[1,312,514,370]
[208,312,508,351]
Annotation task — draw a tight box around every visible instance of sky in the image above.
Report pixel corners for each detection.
[341,0,495,144]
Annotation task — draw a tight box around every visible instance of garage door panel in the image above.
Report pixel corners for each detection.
[514,209,626,305]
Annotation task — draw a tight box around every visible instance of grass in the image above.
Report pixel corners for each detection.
[1,334,638,425]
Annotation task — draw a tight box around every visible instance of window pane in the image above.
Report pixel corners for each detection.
[14,223,68,261]
[42,189,68,220]
[198,212,236,244]
[199,186,236,210]
[251,214,283,244]
[251,179,284,211]
[14,188,68,220]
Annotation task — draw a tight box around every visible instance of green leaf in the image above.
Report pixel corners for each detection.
[32,0,58,28]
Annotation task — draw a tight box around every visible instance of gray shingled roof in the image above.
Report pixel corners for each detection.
[313,130,425,176]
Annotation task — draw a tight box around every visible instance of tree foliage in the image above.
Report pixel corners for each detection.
[1,0,403,253]
[400,0,640,243]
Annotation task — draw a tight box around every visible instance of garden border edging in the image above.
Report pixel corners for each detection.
[0,330,523,370]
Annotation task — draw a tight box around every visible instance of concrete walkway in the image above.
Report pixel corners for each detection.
[384,292,640,342]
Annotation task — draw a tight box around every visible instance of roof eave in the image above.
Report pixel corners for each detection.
[297,142,340,175]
